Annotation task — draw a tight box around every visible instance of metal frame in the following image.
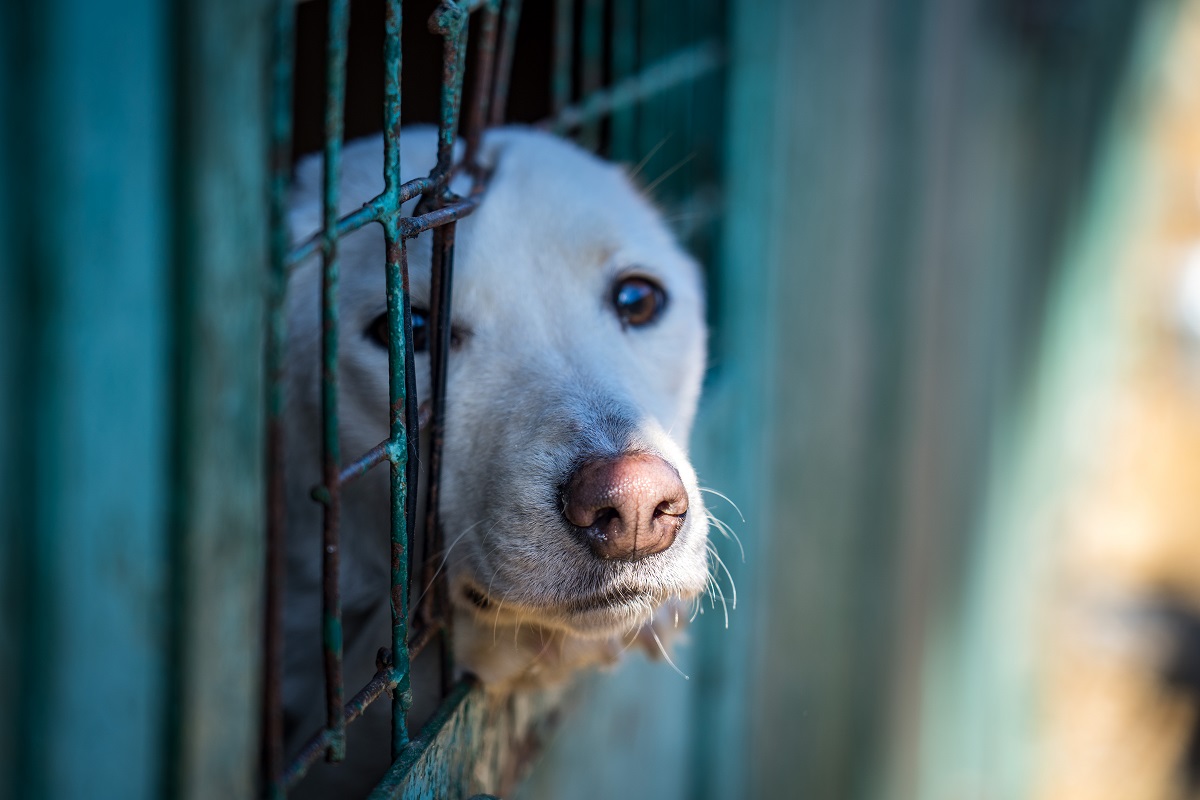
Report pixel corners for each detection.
[264,1,508,793]
[262,1,722,795]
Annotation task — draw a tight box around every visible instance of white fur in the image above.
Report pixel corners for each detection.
[282,126,709,792]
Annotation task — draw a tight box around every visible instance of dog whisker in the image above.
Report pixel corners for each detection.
[707,571,729,629]
[643,151,697,196]
[698,486,746,522]
[706,541,738,611]
[618,626,641,656]
[648,626,689,681]
[704,510,746,563]
[627,135,671,180]
[413,520,486,609]
[491,595,507,645]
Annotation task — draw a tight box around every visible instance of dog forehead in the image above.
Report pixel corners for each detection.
[453,130,684,284]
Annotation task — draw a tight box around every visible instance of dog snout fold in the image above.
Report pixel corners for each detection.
[562,453,688,561]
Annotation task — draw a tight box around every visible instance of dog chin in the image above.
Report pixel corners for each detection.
[452,578,673,639]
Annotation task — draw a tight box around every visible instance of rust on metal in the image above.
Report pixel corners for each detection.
[462,0,500,170]
[263,0,296,795]
[282,655,399,791]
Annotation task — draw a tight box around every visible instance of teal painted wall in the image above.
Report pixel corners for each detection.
[0,3,270,798]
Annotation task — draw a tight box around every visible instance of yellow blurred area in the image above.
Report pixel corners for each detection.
[1037,2,1200,797]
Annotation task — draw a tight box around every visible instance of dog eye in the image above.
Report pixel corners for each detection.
[612,276,667,328]
[367,309,428,352]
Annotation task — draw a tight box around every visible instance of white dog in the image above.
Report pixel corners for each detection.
[282,126,710,793]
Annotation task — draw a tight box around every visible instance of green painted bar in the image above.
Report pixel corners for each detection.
[320,0,352,763]
[168,1,271,797]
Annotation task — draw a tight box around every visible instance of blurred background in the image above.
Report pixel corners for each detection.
[4,0,1200,798]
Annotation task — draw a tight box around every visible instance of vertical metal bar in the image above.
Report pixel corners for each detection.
[430,1,470,180]
[264,0,295,794]
[423,0,471,699]
[610,0,637,160]
[382,0,403,196]
[463,0,500,168]
[421,221,457,696]
[579,0,603,149]
[380,0,416,762]
[386,229,414,759]
[489,0,523,126]
[320,0,350,764]
[552,0,573,124]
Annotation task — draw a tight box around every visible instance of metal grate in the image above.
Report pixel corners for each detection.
[261,0,723,796]
[264,0,507,792]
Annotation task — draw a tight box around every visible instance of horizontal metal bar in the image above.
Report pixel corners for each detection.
[309,439,406,506]
[285,176,436,268]
[545,40,724,133]
[282,658,399,790]
[398,198,479,238]
[335,438,405,486]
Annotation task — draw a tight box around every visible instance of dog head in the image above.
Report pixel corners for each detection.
[288,126,710,687]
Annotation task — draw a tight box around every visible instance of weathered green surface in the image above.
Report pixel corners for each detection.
[0,2,270,799]
[0,3,172,798]
[168,1,272,797]
[372,681,567,800]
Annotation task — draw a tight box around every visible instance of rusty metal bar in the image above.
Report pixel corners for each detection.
[283,655,398,791]
[420,219,457,697]
[263,0,295,795]
[336,439,393,485]
[319,0,350,764]
[463,0,499,168]
[429,0,470,181]
[398,198,479,237]
[489,0,522,126]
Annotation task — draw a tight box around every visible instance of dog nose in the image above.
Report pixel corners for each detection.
[562,453,688,561]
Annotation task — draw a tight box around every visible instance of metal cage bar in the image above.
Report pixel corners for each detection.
[263,0,296,793]
[319,0,351,763]
[379,0,416,764]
